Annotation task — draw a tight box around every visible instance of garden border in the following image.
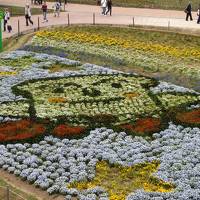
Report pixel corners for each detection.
[3,22,200,51]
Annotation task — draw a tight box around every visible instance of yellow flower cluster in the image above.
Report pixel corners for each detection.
[48,97,67,103]
[123,92,139,99]
[36,30,200,59]
[68,160,174,200]
[0,71,17,76]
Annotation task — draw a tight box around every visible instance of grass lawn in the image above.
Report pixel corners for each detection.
[50,0,199,10]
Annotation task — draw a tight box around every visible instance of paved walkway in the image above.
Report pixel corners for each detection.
[1,0,200,39]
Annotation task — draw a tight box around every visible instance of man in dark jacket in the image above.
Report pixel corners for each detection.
[185,2,193,21]
[106,0,112,16]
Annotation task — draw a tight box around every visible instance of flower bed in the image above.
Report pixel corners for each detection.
[68,160,174,200]
[53,124,86,137]
[0,71,198,139]
[120,117,161,135]
[0,119,45,142]
[176,108,200,125]
[0,27,200,200]
[30,27,200,87]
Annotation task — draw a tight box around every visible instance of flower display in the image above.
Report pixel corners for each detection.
[0,27,200,200]
[68,160,174,200]
[0,70,198,139]
[120,117,161,134]
[0,71,17,76]
[35,30,200,59]
[30,28,200,83]
[176,108,200,125]
[53,124,85,137]
[0,119,46,142]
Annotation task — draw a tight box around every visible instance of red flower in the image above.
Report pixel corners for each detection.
[120,118,161,134]
[53,124,85,137]
[0,119,46,142]
[176,108,200,124]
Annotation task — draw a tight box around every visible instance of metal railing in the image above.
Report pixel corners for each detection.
[3,11,200,48]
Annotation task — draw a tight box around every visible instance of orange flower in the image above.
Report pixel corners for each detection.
[121,118,161,134]
[0,119,46,142]
[53,124,85,137]
[123,92,139,99]
[48,97,67,103]
[176,108,200,124]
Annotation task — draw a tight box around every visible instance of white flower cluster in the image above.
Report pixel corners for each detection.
[0,124,200,199]
[187,104,200,110]
[0,127,152,198]
[150,81,198,95]
[128,123,200,200]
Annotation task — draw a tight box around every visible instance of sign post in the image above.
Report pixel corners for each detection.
[0,10,4,52]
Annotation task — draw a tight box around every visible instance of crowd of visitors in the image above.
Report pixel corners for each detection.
[2,1,200,35]
[31,0,43,5]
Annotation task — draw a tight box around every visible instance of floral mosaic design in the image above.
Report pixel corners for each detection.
[0,27,200,200]
[0,72,199,140]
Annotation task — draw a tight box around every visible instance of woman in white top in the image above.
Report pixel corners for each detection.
[25,4,33,26]
[101,0,107,15]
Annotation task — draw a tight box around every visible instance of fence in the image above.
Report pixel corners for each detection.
[11,14,181,37]
[3,11,200,43]
[0,186,26,200]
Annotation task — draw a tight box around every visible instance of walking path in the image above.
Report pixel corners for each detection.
[0,169,65,200]
[1,0,200,39]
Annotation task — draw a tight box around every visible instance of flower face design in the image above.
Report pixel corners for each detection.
[14,74,160,124]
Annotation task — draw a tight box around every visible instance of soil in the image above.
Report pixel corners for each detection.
[0,169,65,200]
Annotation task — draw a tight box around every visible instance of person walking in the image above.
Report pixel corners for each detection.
[53,1,61,17]
[3,8,10,32]
[7,21,12,33]
[25,4,34,26]
[106,0,112,16]
[101,0,107,15]
[42,1,48,22]
[185,2,193,21]
[197,5,200,24]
